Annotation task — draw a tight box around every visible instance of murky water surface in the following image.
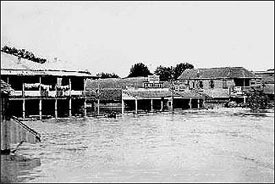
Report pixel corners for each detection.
[1,108,274,183]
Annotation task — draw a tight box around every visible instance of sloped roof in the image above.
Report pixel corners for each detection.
[86,77,171,90]
[178,67,256,80]
[1,52,94,77]
[1,80,13,94]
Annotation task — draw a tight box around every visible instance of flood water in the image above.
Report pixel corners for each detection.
[1,108,274,183]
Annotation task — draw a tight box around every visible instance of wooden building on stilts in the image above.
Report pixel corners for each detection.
[1,51,97,120]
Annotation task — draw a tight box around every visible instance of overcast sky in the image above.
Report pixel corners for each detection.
[1,1,274,77]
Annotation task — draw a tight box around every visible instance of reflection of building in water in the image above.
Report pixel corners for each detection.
[1,51,97,120]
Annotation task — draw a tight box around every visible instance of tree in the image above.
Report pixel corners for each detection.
[96,72,120,79]
[173,62,194,80]
[245,87,270,112]
[128,62,152,77]
[154,65,174,81]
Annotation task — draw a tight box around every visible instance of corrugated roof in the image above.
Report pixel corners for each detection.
[1,80,13,94]
[1,52,94,77]
[86,77,171,89]
[178,67,256,80]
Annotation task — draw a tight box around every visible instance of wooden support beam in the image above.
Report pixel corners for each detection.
[84,98,87,117]
[189,98,192,109]
[69,98,72,117]
[22,99,25,119]
[160,99,164,111]
[135,98,138,114]
[97,99,100,115]
[55,99,58,118]
[197,99,200,109]
[39,99,42,120]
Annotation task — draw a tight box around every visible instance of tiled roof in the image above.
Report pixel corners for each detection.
[178,67,256,80]
[1,80,13,94]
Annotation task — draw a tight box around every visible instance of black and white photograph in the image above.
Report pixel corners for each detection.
[1,1,274,183]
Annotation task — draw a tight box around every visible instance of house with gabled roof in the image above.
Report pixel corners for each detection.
[177,67,261,104]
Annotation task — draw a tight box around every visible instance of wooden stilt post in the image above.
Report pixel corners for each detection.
[135,98,138,114]
[160,99,164,112]
[39,99,42,120]
[22,99,26,119]
[55,98,58,118]
[39,77,42,120]
[22,83,25,119]
[189,98,192,109]
[69,98,72,117]
[151,99,153,112]
[197,99,200,109]
[69,78,72,117]
[84,98,87,117]
[97,99,100,116]
[244,96,246,104]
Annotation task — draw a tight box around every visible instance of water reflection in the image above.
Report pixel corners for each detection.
[1,154,41,183]
[3,108,274,182]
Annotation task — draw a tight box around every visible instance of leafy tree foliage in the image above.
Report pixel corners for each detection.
[154,65,174,81]
[173,62,194,80]
[1,45,47,64]
[245,87,270,112]
[153,62,194,81]
[128,62,152,77]
[96,72,120,78]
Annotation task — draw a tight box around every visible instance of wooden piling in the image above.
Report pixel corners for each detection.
[69,98,72,117]
[135,98,138,114]
[22,83,25,119]
[39,99,42,120]
[55,98,58,118]
[189,98,192,109]
[84,98,87,117]
[197,99,200,109]
[160,99,164,111]
[69,78,72,117]
[97,99,100,115]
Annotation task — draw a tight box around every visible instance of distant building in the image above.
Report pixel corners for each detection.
[253,69,274,84]
[177,67,261,104]
[253,69,274,101]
